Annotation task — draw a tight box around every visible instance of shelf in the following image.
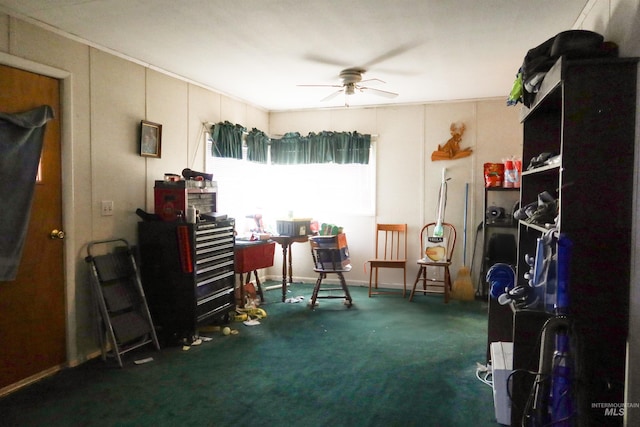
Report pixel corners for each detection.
[484,186,520,192]
[521,163,560,176]
[518,220,548,234]
[520,57,563,121]
[520,56,640,122]
[485,222,517,229]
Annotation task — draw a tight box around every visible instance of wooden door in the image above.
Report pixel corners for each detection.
[0,64,65,389]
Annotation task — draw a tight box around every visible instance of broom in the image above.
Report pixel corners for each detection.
[453,182,475,301]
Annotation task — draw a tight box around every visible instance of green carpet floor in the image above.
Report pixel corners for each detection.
[1,282,498,427]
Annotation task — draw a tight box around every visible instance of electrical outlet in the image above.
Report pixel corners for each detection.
[101,200,114,216]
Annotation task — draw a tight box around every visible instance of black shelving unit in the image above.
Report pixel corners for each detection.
[481,186,520,293]
[483,186,519,363]
[509,56,638,426]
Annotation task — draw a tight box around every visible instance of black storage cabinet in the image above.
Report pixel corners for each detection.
[137,219,235,344]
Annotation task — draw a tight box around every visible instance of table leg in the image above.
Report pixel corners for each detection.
[287,243,294,284]
[253,270,265,302]
[281,244,288,302]
[238,272,245,308]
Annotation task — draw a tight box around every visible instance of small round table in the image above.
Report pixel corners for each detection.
[269,235,310,301]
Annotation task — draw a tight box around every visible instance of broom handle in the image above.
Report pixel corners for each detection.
[436,168,446,224]
[463,183,468,265]
[434,168,447,237]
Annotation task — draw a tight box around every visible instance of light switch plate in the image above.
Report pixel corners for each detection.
[101,200,114,216]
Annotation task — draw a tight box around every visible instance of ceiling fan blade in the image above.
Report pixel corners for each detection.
[305,42,421,70]
[302,53,349,68]
[297,84,343,88]
[360,78,386,85]
[360,86,398,98]
[321,89,344,102]
[361,41,422,68]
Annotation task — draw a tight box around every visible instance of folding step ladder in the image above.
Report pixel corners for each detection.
[85,239,160,367]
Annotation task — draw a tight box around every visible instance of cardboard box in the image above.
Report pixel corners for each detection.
[490,341,513,425]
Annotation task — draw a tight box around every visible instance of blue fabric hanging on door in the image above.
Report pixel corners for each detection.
[0,105,54,281]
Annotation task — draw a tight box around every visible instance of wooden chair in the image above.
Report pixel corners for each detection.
[410,222,457,303]
[368,224,408,297]
[308,235,353,308]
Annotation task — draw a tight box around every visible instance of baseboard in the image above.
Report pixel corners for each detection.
[68,349,103,367]
[262,275,377,288]
[0,365,63,398]
[0,349,103,398]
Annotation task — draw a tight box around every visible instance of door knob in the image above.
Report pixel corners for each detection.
[50,229,65,240]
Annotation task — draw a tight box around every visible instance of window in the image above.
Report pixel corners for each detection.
[205,134,376,233]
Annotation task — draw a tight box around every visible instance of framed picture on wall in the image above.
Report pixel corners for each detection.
[140,120,162,158]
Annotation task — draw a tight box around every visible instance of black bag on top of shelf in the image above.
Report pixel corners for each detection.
[512,30,618,107]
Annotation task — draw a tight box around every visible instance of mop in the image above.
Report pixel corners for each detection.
[433,168,447,237]
[453,182,475,301]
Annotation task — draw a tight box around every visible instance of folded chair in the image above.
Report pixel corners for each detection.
[410,222,457,303]
[367,223,407,297]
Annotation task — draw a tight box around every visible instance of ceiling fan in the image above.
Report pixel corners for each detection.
[298,68,398,106]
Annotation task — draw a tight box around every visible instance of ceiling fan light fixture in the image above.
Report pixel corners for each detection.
[345,83,356,96]
[300,66,397,104]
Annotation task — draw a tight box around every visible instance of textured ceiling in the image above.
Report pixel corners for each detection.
[0,0,590,111]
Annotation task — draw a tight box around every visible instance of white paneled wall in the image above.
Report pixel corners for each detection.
[268,101,522,288]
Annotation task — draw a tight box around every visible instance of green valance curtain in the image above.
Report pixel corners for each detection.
[270,132,309,165]
[210,121,245,159]
[272,131,370,165]
[210,121,371,165]
[246,128,269,164]
[334,131,370,164]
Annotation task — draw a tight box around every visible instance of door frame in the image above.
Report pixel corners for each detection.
[0,52,76,366]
